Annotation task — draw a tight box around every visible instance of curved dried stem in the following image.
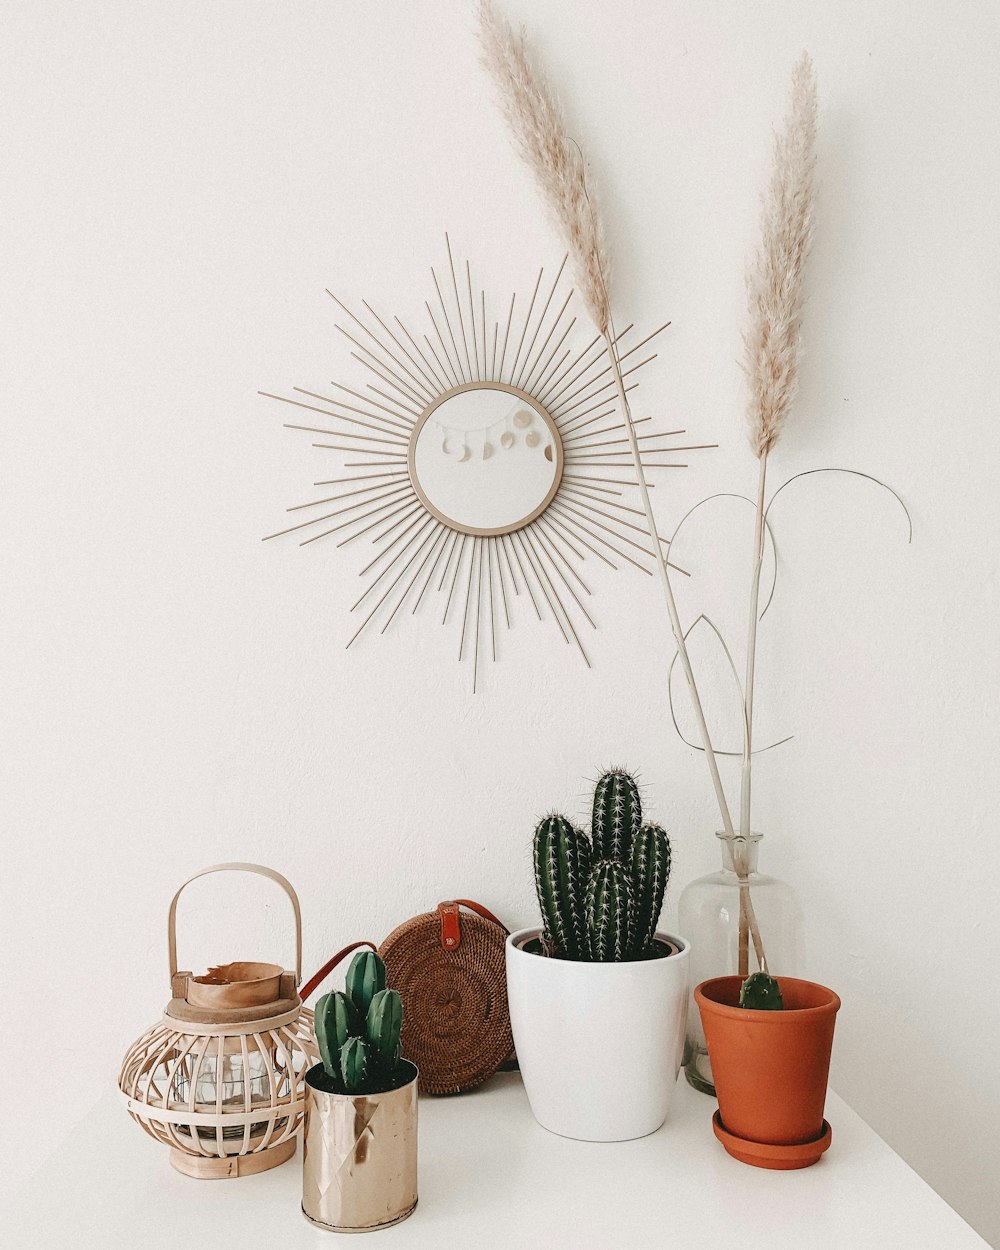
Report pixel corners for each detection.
[765,466,913,540]
[666,615,794,758]
[667,491,780,620]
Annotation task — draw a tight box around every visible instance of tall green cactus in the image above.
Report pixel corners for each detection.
[533,770,672,962]
[585,860,632,961]
[533,814,591,959]
[592,769,642,863]
[313,951,407,1094]
[630,824,671,955]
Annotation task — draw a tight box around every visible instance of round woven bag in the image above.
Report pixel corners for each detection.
[379,900,513,1095]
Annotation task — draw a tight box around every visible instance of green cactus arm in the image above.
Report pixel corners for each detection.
[366,988,403,1071]
[334,990,362,1045]
[346,950,387,1018]
[739,972,784,1010]
[592,770,642,864]
[313,992,336,1080]
[585,859,633,962]
[533,814,591,959]
[340,1036,369,1092]
[316,990,347,1080]
[629,824,672,956]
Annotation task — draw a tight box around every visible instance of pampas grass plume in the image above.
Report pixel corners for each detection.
[744,54,818,458]
[476,0,611,333]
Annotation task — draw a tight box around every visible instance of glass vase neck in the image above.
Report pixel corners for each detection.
[715,831,762,875]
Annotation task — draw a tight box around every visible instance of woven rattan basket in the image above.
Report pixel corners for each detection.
[379,900,513,1095]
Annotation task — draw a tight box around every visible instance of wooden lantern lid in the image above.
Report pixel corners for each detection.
[166,966,300,1026]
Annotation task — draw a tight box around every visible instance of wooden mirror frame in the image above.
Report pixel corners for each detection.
[406,381,564,537]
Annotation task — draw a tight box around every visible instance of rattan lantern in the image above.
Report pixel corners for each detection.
[119,863,317,1179]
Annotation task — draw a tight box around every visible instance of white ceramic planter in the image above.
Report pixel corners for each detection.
[506,928,690,1141]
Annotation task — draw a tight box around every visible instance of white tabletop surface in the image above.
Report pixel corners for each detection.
[3,1072,988,1249]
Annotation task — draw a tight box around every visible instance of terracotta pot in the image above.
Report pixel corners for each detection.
[506,928,690,1141]
[694,975,840,1169]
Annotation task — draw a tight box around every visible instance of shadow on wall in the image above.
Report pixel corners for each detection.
[830,982,999,1245]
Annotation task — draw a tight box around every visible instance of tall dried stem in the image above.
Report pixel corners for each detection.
[477,0,741,847]
[737,55,818,974]
[605,332,738,844]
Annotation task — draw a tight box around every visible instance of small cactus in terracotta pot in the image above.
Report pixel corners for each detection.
[695,974,841,1170]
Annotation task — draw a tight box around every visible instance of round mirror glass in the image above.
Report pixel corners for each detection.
[408,384,563,535]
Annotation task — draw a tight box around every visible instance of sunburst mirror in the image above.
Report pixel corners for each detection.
[263,236,710,689]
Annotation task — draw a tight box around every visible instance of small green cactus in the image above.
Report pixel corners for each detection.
[313,951,407,1094]
[739,971,784,1010]
[532,769,672,962]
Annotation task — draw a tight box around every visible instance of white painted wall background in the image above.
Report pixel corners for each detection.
[2,0,998,1242]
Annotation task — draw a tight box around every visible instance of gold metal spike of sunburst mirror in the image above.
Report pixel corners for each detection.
[263,236,711,690]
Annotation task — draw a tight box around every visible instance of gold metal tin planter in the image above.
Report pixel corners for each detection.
[302,1062,418,1233]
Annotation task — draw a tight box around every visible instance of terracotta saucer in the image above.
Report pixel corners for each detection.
[712,1110,832,1170]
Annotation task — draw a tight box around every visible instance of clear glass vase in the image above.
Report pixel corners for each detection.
[678,832,804,1095]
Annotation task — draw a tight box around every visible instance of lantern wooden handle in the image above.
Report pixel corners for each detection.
[167,862,303,985]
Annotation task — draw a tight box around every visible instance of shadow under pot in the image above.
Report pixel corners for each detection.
[505,928,690,1142]
[301,1060,418,1233]
[695,975,840,1170]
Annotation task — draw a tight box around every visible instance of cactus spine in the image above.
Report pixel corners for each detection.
[313,951,407,1094]
[533,769,672,962]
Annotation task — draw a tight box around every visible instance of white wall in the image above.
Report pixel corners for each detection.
[3,0,998,1242]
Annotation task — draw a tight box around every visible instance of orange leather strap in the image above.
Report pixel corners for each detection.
[438,901,462,950]
[454,898,510,934]
[299,940,377,1002]
[437,898,511,950]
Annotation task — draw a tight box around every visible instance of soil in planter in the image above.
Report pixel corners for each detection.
[305,1060,418,1097]
[515,934,681,961]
